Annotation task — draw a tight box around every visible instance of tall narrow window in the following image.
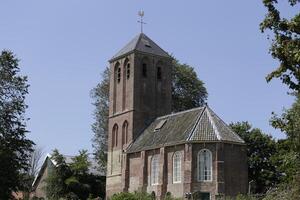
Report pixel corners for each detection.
[198,149,212,181]
[126,63,130,79]
[151,155,159,185]
[117,67,121,83]
[113,63,120,113]
[157,67,162,80]
[112,124,118,147]
[173,152,181,183]
[142,63,147,77]
[122,121,128,145]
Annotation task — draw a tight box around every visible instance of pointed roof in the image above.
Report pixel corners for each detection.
[110,33,170,62]
[127,106,244,153]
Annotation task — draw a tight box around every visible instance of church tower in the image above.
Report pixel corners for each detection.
[106,33,172,196]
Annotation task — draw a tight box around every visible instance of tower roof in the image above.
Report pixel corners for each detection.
[126,106,244,153]
[110,33,170,62]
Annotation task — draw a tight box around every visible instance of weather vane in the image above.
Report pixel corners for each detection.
[138,10,146,33]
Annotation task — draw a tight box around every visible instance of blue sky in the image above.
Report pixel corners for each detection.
[0,1,297,155]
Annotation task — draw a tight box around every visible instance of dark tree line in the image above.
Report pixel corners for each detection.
[0,50,34,199]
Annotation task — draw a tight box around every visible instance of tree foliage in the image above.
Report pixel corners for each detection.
[261,1,300,198]
[260,0,300,92]
[230,122,281,193]
[270,94,300,197]
[271,94,300,153]
[45,149,71,200]
[44,149,105,200]
[111,191,181,200]
[91,59,208,170]
[172,58,208,112]
[91,67,109,172]
[0,50,34,199]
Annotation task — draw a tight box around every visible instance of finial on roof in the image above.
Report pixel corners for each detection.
[138,10,146,33]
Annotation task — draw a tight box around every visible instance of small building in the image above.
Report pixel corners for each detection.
[31,154,105,199]
[106,33,248,200]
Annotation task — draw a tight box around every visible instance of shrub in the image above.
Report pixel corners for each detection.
[111,192,137,200]
[110,191,181,200]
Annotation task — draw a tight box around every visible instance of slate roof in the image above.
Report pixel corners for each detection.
[110,33,170,62]
[127,106,244,153]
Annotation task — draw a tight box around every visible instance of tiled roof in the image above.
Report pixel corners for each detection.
[110,33,170,61]
[127,106,244,153]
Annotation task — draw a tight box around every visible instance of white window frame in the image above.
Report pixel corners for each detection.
[151,154,159,185]
[197,149,212,182]
[173,151,182,183]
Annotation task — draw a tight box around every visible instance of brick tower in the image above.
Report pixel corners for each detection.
[106,33,172,197]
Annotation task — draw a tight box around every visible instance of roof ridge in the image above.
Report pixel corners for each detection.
[157,106,204,120]
[142,33,170,57]
[205,107,221,140]
[206,107,244,143]
[134,33,143,50]
[187,106,207,141]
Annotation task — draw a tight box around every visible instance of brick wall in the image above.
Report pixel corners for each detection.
[106,51,172,199]
[122,142,248,200]
[223,143,248,197]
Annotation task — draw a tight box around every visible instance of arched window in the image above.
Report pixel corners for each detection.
[122,121,128,145]
[117,67,121,83]
[142,63,147,77]
[157,66,162,80]
[198,149,212,181]
[126,63,130,79]
[113,62,120,113]
[112,124,118,147]
[173,152,181,183]
[151,154,159,185]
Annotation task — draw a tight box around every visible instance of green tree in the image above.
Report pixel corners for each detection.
[172,58,208,112]
[0,50,34,199]
[230,122,281,194]
[45,149,105,200]
[270,95,300,197]
[260,0,300,92]
[91,67,109,172]
[261,1,300,197]
[271,94,300,153]
[66,150,92,200]
[70,150,90,176]
[91,59,208,170]
[45,149,71,200]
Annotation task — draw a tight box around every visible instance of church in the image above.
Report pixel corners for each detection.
[106,33,248,200]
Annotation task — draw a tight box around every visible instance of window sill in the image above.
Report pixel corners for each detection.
[172,181,182,184]
[197,180,213,183]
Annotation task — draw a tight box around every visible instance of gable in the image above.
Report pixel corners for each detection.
[32,157,54,192]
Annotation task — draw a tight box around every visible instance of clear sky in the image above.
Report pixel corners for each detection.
[0,1,297,155]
